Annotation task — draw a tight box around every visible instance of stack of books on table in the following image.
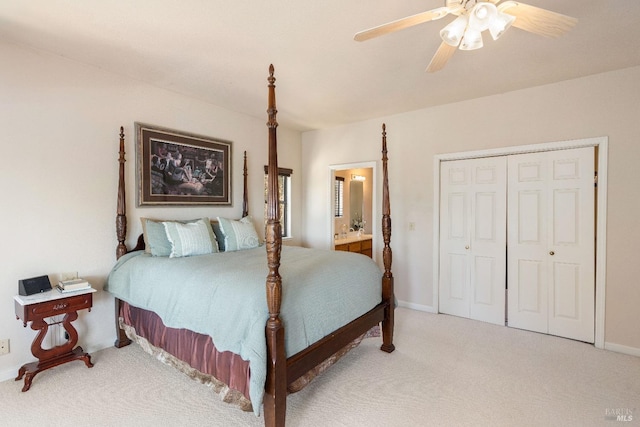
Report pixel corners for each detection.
[57,278,91,293]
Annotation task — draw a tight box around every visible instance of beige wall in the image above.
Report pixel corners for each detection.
[302,66,640,352]
[0,39,302,380]
[1,36,637,384]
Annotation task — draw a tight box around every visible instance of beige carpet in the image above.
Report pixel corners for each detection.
[1,308,638,426]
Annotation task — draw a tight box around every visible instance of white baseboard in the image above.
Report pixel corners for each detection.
[0,366,19,383]
[604,342,640,358]
[396,303,639,358]
[397,300,437,313]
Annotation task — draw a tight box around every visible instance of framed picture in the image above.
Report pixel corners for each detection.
[136,123,232,206]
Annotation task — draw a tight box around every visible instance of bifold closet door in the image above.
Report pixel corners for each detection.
[439,157,507,326]
[507,147,595,343]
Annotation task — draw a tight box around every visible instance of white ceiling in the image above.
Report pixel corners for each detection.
[1,1,639,131]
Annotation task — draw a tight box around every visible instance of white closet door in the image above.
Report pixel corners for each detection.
[439,157,507,325]
[546,148,595,342]
[439,160,471,319]
[506,152,549,334]
[507,147,595,342]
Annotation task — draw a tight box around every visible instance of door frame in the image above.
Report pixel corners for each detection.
[432,136,608,348]
[328,161,378,262]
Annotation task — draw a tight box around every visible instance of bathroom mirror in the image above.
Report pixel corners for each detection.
[350,180,363,230]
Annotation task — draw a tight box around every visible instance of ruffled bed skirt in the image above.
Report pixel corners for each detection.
[119,302,380,413]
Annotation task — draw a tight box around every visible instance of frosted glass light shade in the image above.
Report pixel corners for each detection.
[489,11,516,40]
[440,15,468,47]
[468,3,498,32]
[460,28,483,50]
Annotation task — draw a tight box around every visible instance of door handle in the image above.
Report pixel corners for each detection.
[549,251,555,256]
[465,245,470,250]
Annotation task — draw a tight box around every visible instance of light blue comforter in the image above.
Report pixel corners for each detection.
[105,245,382,413]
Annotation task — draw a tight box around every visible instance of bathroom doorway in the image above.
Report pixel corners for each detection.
[329,162,376,261]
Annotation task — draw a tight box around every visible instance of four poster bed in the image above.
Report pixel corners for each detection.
[105,65,395,427]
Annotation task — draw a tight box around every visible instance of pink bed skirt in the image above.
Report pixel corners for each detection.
[120,302,252,403]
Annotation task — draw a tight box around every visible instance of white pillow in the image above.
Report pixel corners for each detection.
[163,218,216,258]
[216,216,260,251]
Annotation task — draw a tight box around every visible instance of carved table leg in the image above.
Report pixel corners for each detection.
[15,310,93,392]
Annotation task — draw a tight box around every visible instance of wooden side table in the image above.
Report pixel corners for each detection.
[14,287,96,391]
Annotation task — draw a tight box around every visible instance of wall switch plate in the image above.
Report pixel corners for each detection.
[0,339,9,355]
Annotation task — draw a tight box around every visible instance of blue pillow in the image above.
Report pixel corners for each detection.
[163,219,216,258]
[142,217,219,256]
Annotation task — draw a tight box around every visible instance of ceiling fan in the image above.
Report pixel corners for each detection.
[354,0,577,72]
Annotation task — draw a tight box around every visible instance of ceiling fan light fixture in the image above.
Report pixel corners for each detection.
[489,11,516,40]
[459,27,483,50]
[440,14,468,46]
[354,0,577,72]
[468,2,498,32]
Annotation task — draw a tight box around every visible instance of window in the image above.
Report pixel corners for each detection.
[334,176,344,217]
[264,166,293,238]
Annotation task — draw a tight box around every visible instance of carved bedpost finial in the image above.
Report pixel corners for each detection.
[242,150,248,218]
[116,126,128,260]
[382,123,389,218]
[119,126,125,162]
[267,64,278,130]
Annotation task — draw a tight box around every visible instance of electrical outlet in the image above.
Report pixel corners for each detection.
[0,339,9,355]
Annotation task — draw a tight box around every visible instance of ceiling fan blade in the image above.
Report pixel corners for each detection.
[426,42,457,73]
[499,1,577,38]
[354,7,450,42]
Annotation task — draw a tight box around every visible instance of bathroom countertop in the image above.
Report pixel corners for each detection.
[334,234,372,245]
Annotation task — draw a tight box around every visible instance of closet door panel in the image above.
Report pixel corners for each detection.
[547,147,595,343]
[508,147,595,342]
[447,254,469,300]
[439,157,506,325]
[517,259,545,314]
[553,262,580,319]
[473,256,496,305]
[469,158,507,325]
[508,153,549,334]
[439,161,471,318]
[518,191,543,243]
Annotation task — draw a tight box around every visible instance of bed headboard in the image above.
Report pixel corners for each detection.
[115,129,249,259]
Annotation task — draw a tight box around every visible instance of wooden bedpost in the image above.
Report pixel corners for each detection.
[263,65,286,427]
[116,127,127,260]
[380,123,395,353]
[114,126,132,349]
[242,150,249,217]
